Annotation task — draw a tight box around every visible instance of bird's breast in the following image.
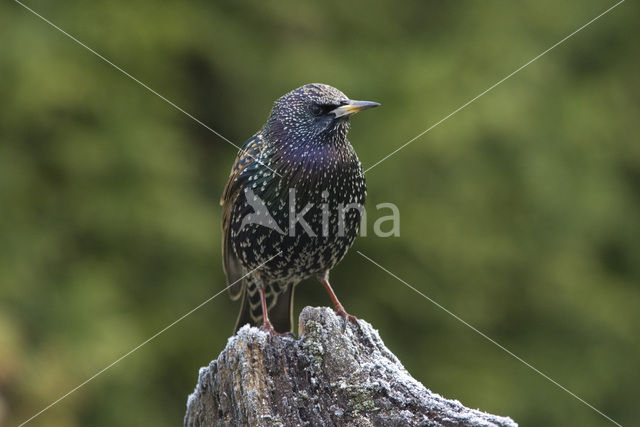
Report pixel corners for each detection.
[230,142,366,280]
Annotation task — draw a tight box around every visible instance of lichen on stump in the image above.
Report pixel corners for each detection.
[184,307,517,426]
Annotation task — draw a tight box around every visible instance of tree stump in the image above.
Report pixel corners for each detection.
[184,307,517,426]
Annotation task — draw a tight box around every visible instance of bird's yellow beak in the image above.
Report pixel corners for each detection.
[331,100,380,118]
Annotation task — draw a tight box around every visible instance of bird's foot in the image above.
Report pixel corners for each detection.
[321,279,358,326]
[260,321,295,338]
[334,305,358,326]
[260,320,278,335]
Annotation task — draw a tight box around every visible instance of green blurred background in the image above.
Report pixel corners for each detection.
[1,1,638,426]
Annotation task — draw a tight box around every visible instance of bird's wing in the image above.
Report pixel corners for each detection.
[220,134,266,299]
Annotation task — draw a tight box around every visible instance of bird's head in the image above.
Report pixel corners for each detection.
[264,83,379,146]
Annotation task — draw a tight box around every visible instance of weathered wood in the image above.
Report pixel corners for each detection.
[185,307,517,426]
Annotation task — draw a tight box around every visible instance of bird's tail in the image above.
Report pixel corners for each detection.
[234,281,295,333]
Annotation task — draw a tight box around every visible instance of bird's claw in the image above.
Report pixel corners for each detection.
[260,321,278,335]
[260,321,296,338]
[334,306,359,327]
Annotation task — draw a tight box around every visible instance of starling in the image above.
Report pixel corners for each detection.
[221,83,379,334]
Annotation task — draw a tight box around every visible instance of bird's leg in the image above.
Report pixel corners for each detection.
[258,286,277,335]
[254,276,293,337]
[322,278,358,324]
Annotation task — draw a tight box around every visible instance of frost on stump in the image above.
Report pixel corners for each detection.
[184,307,517,427]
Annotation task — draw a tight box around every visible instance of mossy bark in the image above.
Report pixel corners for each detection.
[184,307,517,427]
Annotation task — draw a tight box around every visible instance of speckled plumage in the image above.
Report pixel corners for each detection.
[221,84,378,333]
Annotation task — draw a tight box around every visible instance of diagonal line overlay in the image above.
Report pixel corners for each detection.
[13,0,281,177]
[364,0,625,173]
[357,251,623,427]
[18,252,283,426]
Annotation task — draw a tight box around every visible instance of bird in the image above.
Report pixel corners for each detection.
[220,83,379,334]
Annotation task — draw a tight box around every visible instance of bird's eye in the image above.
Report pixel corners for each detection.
[310,103,324,116]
